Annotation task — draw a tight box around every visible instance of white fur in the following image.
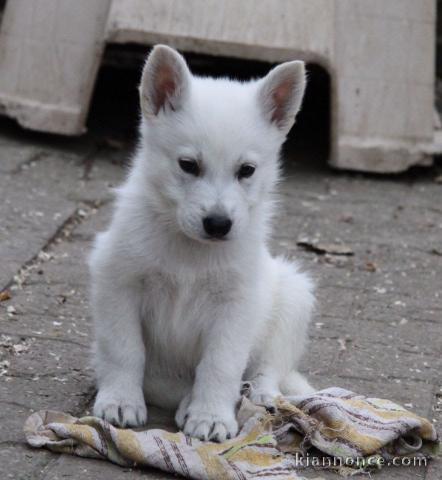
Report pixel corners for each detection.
[90,45,315,441]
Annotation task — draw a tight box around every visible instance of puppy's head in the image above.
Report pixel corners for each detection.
[139,45,306,243]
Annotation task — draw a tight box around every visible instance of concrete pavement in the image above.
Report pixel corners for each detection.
[0,120,440,479]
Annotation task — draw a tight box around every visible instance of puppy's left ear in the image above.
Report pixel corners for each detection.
[139,45,191,118]
[257,61,306,134]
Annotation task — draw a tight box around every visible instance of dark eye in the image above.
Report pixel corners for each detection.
[178,158,200,176]
[237,163,256,180]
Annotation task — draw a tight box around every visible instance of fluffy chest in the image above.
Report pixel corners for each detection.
[141,269,238,374]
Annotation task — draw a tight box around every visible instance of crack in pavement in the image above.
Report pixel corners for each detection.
[1,201,103,293]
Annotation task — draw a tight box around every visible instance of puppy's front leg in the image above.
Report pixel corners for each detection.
[176,303,255,442]
[92,276,147,427]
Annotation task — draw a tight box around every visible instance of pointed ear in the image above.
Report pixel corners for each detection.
[257,61,306,133]
[139,45,191,117]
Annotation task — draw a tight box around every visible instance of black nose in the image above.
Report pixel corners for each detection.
[203,215,232,238]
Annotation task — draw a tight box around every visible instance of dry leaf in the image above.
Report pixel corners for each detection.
[365,262,377,272]
[0,290,11,302]
[339,214,354,224]
[297,240,354,256]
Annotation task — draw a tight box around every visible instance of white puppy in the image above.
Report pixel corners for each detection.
[90,45,315,442]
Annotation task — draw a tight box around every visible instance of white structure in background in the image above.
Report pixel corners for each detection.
[0,0,438,173]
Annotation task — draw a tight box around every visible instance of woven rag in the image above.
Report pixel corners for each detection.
[24,387,439,479]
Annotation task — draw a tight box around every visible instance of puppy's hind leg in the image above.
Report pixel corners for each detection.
[279,370,315,396]
[248,258,315,406]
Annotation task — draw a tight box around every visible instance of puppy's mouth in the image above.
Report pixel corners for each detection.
[203,236,229,243]
[179,228,231,245]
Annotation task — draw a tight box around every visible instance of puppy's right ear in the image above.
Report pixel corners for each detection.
[139,45,191,118]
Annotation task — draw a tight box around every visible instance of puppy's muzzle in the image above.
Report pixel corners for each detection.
[202,215,232,239]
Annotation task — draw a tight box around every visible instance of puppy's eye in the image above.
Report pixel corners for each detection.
[178,158,200,176]
[237,163,256,180]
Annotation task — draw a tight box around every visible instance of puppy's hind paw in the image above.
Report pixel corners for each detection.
[175,393,191,429]
[94,389,148,428]
[248,391,280,412]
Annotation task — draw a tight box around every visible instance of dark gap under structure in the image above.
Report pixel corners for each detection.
[87,44,331,169]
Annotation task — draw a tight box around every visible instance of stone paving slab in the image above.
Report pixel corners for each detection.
[42,455,172,480]
[0,146,121,288]
[0,444,54,480]
[0,125,441,479]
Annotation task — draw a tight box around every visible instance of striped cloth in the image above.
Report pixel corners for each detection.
[24,388,439,479]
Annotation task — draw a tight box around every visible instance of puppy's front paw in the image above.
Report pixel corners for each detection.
[93,387,147,428]
[176,398,238,442]
[184,411,238,442]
